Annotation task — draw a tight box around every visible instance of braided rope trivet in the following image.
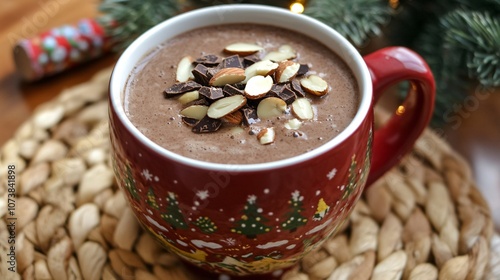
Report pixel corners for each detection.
[0,67,499,280]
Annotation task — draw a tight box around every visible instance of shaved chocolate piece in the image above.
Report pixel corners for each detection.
[223,84,244,96]
[269,84,286,95]
[192,64,210,85]
[192,116,222,133]
[185,98,210,107]
[234,83,246,90]
[241,107,259,125]
[164,81,202,97]
[297,64,309,76]
[194,54,221,66]
[243,53,261,67]
[182,117,199,127]
[206,67,220,79]
[277,85,297,105]
[199,86,224,100]
[222,55,243,68]
[290,79,307,97]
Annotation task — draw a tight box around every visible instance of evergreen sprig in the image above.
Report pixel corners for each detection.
[98,0,183,50]
[442,10,500,87]
[304,0,393,47]
[416,7,500,125]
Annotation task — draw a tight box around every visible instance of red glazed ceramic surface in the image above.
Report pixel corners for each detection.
[108,5,435,276]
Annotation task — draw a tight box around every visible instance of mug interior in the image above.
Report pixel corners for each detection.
[109,4,373,171]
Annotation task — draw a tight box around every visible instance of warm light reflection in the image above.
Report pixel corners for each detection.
[389,0,400,9]
[396,105,406,115]
[290,2,305,14]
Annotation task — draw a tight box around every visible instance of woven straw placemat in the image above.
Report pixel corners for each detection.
[1,67,499,280]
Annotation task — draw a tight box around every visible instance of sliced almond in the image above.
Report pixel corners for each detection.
[209,67,246,86]
[300,75,329,96]
[263,44,297,62]
[244,75,274,99]
[257,127,276,145]
[177,90,199,105]
[176,56,195,82]
[207,95,247,119]
[285,118,302,130]
[257,97,287,119]
[221,110,244,125]
[275,61,300,83]
[224,43,263,56]
[291,98,314,120]
[179,105,208,120]
[243,60,279,83]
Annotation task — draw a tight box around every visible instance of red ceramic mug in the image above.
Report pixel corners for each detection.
[109,4,435,277]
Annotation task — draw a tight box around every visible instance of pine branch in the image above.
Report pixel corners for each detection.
[442,10,500,87]
[415,8,500,126]
[304,0,393,47]
[98,0,183,51]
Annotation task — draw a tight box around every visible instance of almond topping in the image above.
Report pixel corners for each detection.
[275,61,300,83]
[176,56,195,82]
[180,105,208,120]
[224,43,263,56]
[209,67,246,86]
[177,90,200,105]
[300,75,329,96]
[243,60,279,83]
[221,110,244,125]
[244,75,274,99]
[291,98,314,120]
[263,44,297,62]
[257,127,276,145]
[207,95,247,119]
[257,97,287,119]
[285,118,302,130]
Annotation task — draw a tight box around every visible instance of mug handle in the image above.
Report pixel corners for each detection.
[364,47,436,186]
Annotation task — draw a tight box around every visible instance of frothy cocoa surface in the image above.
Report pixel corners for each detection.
[125,24,359,164]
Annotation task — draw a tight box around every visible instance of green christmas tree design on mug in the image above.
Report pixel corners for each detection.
[231,195,271,239]
[281,191,308,232]
[161,192,188,230]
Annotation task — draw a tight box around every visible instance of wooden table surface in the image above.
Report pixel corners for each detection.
[1,1,499,230]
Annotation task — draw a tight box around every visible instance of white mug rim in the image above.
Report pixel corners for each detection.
[109,4,373,172]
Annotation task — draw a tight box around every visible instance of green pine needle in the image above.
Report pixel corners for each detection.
[98,0,183,51]
[442,10,500,87]
[304,0,393,47]
[416,8,500,126]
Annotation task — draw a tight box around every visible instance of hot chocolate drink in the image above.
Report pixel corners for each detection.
[125,24,359,164]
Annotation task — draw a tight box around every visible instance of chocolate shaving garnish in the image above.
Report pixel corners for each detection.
[182,117,199,127]
[243,53,261,67]
[192,64,210,85]
[199,86,224,100]
[241,107,259,125]
[297,64,309,76]
[164,81,202,97]
[269,84,286,95]
[185,98,210,107]
[206,67,220,79]
[223,84,244,96]
[234,83,246,90]
[194,54,221,66]
[277,85,297,105]
[222,55,243,68]
[191,116,222,133]
[290,79,307,97]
